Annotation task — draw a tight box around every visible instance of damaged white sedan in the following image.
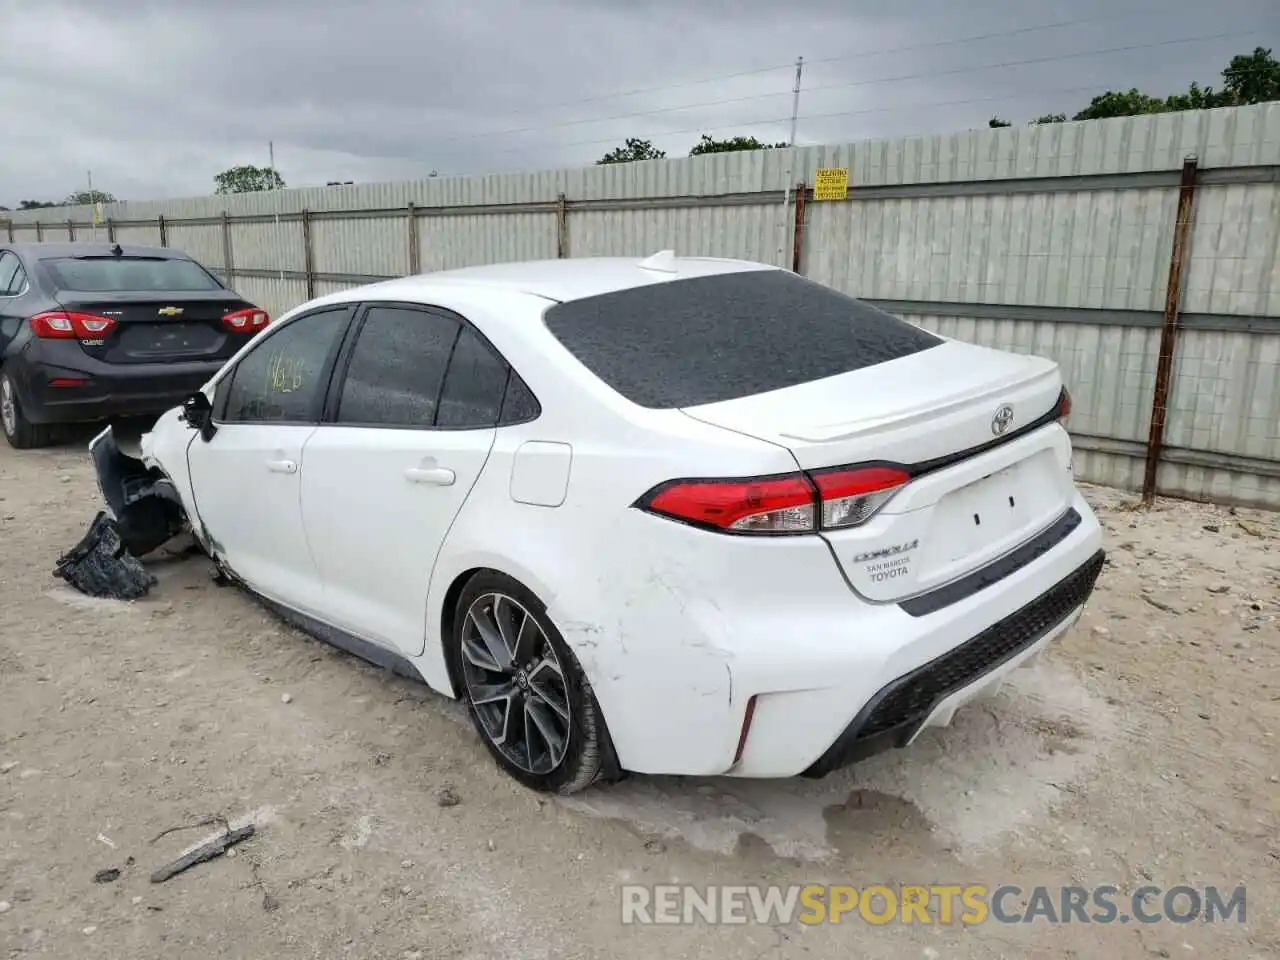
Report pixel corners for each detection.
[86,253,1104,794]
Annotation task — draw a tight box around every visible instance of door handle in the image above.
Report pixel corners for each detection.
[404,466,455,486]
[266,459,298,474]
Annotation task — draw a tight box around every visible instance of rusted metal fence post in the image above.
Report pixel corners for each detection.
[791,182,808,273]
[301,209,316,299]
[556,193,568,258]
[67,218,75,241]
[34,221,43,241]
[1142,155,1200,505]
[106,218,116,243]
[407,202,420,274]
[4,220,13,242]
[221,212,235,284]
[157,215,167,247]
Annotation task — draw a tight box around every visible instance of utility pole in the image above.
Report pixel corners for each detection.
[87,170,97,241]
[269,141,276,182]
[789,56,804,146]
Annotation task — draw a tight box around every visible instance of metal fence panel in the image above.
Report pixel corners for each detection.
[311,215,407,277]
[1,103,1277,508]
[568,203,783,263]
[418,213,557,272]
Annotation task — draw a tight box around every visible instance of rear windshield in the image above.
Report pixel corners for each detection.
[542,270,942,408]
[40,256,222,293]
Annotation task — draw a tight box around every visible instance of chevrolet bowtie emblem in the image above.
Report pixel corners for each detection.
[157,306,184,317]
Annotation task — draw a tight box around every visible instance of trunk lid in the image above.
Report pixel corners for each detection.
[54,290,253,365]
[681,339,1077,603]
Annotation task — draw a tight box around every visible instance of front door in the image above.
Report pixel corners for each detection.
[301,304,512,657]
[188,305,350,614]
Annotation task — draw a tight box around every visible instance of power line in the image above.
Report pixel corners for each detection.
[484,82,1142,160]
[465,6,1245,121]
[455,30,1258,151]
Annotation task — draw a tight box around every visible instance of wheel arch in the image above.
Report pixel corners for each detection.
[432,562,625,783]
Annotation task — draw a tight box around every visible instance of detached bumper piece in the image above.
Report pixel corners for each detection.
[90,426,187,558]
[54,512,157,600]
[803,549,1106,777]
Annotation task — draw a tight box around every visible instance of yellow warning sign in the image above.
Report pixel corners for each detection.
[813,167,849,201]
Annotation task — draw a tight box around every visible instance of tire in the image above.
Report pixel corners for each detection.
[0,369,52,450]
[452,571,605,794]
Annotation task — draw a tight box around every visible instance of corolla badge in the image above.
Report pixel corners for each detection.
[991,404,1014,436]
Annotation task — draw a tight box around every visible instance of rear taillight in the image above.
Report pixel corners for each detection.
[636,464,908,535]
[809,465,910,530]
[222,307,270,334]
[29,311,117,340]
[1056,386,1072,424]
[641,474,817,534]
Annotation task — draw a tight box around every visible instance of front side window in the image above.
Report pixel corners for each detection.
[337,305,461,427]
[221,308,347,423]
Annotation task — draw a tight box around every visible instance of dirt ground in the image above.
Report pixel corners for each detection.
[0,427,1277,960]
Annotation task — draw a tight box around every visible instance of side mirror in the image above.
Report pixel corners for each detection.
[181,391,216,442]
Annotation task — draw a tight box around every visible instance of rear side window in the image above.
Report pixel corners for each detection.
[40,256,222,292]
[436,327,509,428]
[337,305,460,427]
[542,270,942,408]
[0,252,24,296]
[222,308,347,423]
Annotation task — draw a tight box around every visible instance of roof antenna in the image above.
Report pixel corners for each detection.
[110,242,123,256]
[638,249,678,274]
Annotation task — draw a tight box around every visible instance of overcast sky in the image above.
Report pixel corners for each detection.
[0,0,1274,206]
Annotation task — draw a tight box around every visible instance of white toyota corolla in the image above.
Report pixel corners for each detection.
[90,252,1104,794]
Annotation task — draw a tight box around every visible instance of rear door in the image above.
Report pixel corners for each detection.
[300,303,516,657]
[187,305,352,614]
[36,254,259,364]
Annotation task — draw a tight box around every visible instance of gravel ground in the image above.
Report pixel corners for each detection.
[0,429,1277,959]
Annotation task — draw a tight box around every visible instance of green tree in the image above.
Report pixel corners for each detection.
[1221,46,1279,105]
[1163,81,1228,112]
[214,164,286,193]
[1032,113,1067,124]
[688,133,788,155]
[19,200,59,209]
[65,189,115,205]
[988,117,1012,128]
[597,138,666,164]
[1073,88,1167,121]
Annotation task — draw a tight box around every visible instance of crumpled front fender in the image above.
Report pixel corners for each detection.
[89,426,188,557]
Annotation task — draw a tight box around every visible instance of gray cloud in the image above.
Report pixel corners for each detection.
[1,0,1274,205]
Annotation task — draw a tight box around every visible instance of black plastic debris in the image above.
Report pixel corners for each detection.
[90,427,186,557]
[54,512,156,600]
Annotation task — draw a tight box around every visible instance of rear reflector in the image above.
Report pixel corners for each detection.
[48,378,89,388]
[636,464,907,535]
[29,311,117,340]
[1056,386,1073,424]
[222,307,270,334]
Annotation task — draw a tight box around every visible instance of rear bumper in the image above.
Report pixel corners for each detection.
[570,488,1104,779]
[726,491,1105,778]
[800,548,1103,777]
[9,341,223,424]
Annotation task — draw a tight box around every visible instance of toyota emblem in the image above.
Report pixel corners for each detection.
[991,404,1014,436]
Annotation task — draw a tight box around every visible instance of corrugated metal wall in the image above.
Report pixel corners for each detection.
[4,103,1278,508]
